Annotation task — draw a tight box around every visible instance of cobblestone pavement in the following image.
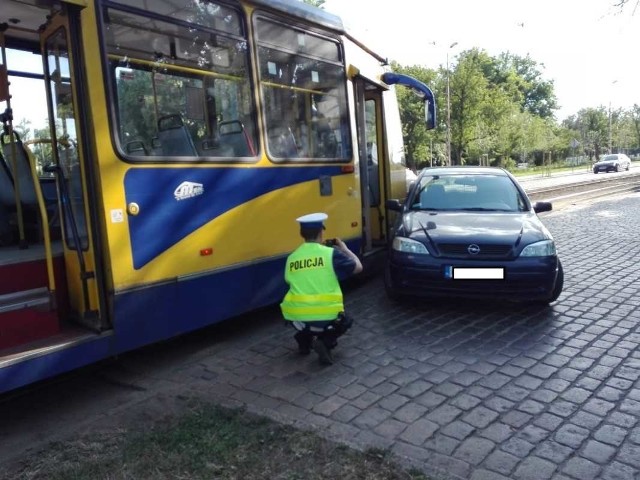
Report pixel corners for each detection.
[2,192,640,480]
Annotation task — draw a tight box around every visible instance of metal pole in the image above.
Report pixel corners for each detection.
[608,101,612,154]
[446,42,457,166]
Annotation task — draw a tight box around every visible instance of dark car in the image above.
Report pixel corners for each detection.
[593,153,631,173]
[384,167,563,304]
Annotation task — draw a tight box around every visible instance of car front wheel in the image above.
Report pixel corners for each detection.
[384,266,403,302]
[547,260,564,304]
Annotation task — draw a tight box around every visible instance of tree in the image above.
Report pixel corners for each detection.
[563,107,609,160]
[393,62,438,169]
[490,53,558,119]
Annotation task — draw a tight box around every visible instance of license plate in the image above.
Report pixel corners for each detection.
[448,267,505,280]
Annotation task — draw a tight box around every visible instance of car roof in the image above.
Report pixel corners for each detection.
[418,166,510,177]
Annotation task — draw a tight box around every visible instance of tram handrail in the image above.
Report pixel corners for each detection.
[23,139,57,305]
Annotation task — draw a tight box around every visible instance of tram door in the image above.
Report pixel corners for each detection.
[353,76,388,254]
[40,7,105,330]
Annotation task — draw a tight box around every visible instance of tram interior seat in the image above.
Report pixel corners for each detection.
[268,126,298,158]
[157,114,198,157]
[124,140,148,156]
[0,132,49,241]
[1,132,38,207]
[0,150,15,207]
[218,120,254,157]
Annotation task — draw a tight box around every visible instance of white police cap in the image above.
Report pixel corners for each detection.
[296,212,328,229]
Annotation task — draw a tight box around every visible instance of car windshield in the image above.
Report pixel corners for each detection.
[410,174,527,212]
[603,155,619,161]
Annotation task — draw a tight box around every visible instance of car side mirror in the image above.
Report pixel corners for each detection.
[533,201,552,213]
[385,199,403,212]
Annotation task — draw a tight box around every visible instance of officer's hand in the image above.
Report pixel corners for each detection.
[334,238,348,251]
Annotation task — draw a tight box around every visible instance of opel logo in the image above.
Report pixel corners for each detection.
[468,244,481,255]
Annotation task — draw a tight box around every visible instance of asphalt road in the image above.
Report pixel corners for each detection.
[2,190,640,480]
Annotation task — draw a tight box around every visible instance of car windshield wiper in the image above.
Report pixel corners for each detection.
[459,207,511,212]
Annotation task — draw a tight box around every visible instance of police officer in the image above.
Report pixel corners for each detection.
[280,212,363,365]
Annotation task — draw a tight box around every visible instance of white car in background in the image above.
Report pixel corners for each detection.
[593,153,631,173]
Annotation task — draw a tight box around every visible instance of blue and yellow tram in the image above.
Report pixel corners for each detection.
[0,0,434,394]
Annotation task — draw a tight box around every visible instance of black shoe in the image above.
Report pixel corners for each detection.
[294,332,311,355]
[313,338,333,365]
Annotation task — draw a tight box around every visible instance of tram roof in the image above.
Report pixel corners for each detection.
[247,0,345,34]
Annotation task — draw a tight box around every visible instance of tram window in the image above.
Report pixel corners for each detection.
[255,17,351,161]
[104,3,257,160]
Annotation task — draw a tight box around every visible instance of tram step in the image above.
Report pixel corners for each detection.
[0,288,59,350]
[0,287,52,314]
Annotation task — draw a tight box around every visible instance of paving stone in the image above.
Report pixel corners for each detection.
[478,422,514,443]
[502,410,532,428]
[533,413,564,432]
[617,443,640,468]
[470,469,511,480]
[600,461,638,480]
[450,393,482,411]
[535,440,574,463]
[427,452,472,479]
[373,418,408,439]
[608,411,638,429]
[581,439,617,464]
[424,433,460,455]
[562,457,602,480]
[583,398,616,416]
[594,423,629,447]
[483,396,515,413]
[433,382,464,397]
[453,437,495,465]
[478,373,511,390]
[392,402,428,423]
[513,456,557,480]
[517,424,550,444]
[440,420,476,440]
[560,387,592,404]
[398,418,439,446]
[463,406,499,429]
[352,406,392,429]
[500,437,535,458]
[397,379,432,398]
[415,391,446,408]
[482,449,520,476]
[517,399,546,415]
[571,411,604,429]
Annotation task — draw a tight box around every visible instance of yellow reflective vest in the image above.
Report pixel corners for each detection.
[280,242,344,321]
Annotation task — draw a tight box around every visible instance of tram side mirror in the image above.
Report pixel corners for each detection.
[0,65,8,102]
[381,72,436,131]
[385,199,403,212]
[424,98,435,130]
[533,201,552,213]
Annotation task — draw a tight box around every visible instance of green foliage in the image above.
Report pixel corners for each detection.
[392,48,638,168]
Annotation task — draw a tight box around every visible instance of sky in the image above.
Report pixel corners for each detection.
[323,0,639,121]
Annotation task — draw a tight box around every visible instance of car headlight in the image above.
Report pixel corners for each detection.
[392,236,430,254]
[519,240,556,257]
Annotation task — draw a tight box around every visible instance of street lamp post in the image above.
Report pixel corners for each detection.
[609,80,618,154]
[446,42,457,165]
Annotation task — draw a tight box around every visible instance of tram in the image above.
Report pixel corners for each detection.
[0,0,435,394]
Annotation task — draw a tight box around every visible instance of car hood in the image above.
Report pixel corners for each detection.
[595,160,617,166]
[401,210,552,247]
